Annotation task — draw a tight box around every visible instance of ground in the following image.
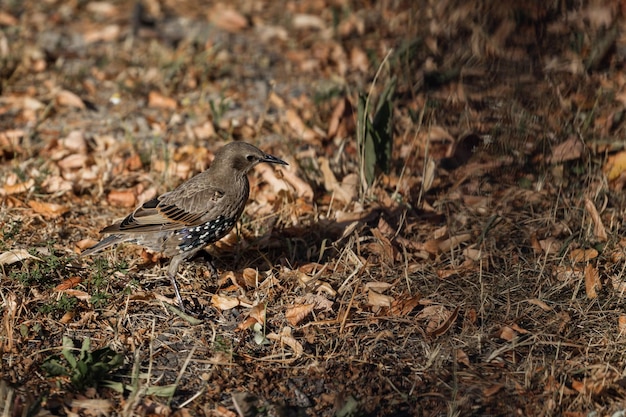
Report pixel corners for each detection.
[2,1,626,416]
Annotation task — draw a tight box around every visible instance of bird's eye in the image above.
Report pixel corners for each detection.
[246,155,256,162]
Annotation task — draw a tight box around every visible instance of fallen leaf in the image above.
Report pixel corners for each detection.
[211,294,252,310]
[107,189,137,207]
[570,248,598,263]
[438,233,471,252]
[456,348,470,367]
[211,294,241,310]
[286,303,314,326]
[426,306,459,337]
[584,263,600,299]
[604,151,626,181]
[584,198,607,242]
[499,325,517,342]
[319,157,357,204]
[148,91,177,109]
[209,7,248,32]
[242,268,261,288]
[59,311,75,324]
[0,11,18,26]
[364,281,393,292]
[547,136,583,163]
[1,178,34,195]
[285,108,317,141]
[54,276,83,291]
[61,289,90,301]
[292,14,326,30]
[0,249,42,265]
[367,290,394,308]
[83,24,120,43]
[266,327,303,358]
[483,383,504,397]
[525,298,552,311]
[619,315,626,335]
[55,90,86,109]
[28,200,69,218]
[279,168,314,201]
[249,303,266,325]
[390,294,421,316]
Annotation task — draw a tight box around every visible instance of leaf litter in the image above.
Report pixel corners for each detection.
[2,0,626,416]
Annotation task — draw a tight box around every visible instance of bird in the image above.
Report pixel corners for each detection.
[81,141,288,311]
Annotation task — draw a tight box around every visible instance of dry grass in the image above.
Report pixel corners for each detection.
[2,0,626,416]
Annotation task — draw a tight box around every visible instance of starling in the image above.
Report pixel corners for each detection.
[82,141,288,311]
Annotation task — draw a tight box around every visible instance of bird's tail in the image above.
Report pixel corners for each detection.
[80,234,125,257]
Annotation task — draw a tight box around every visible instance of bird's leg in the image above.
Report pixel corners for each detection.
[167,255,186,312]
[199,250,219,279]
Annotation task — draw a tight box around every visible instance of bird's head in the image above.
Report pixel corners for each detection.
[212,141,288,175]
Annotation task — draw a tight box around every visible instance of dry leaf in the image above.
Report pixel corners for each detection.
[604,151,626,181]
[350,46,369,73]
[390,294,421,316]
[419,305,459,337]
[619,315,626,335]
[211,294,243,310]
[455,349,470,367]
[526,298,552,311]
[83,24,120,43]
[0,249,42,265]
[286,303,314,326]
[584,198,607,242]
[483,384,504,397]
[210,7,248,32]
[279,168,314,201]
[61,289,91,301]
[249,303,266,325]
[327,98,347,139]
[107,189,137,207]
[148,91,177,109]
[71,399,113,415]
[547,136,583,163]
[266,327,303,358]
[570,248,598,263]
[60,130,87,153]
[300,293,334,311]
[55,90,86,109]
[364,281,393,292]
[285,108,317,141]
[1,178,34,195]
[59,311,75,324]
[319,157,356,204]
[86,2,118,16]
[191,121,216,140]
[76,238,98,251]
[28,200,69,218]
[242,268,260,288]
[584,263,600,299]
[58,154,88,170]
[438,233,471,252]
[499,325,517,342]
[538,237,559,254]
[367,290,394,308]
[54,277,83,291]
[256,163,290,195]
[0,11,18,26]
[423,157,436,192]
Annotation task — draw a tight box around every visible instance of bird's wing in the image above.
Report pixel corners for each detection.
[101,182,225,234]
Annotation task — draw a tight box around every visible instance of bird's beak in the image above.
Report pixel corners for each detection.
[262,153,288,166]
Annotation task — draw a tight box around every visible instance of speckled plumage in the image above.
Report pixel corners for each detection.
[82,141,288,311]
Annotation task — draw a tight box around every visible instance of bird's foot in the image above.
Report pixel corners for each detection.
[199,250,219,279]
